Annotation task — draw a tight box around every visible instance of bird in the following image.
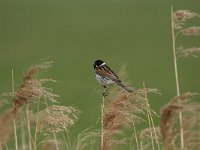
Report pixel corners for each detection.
[93,59,132,93]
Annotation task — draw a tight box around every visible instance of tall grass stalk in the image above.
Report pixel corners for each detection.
[12,69,18,150]
[100,88,106,150]
[53,133,59,150]
[145,107,154,149]
[149,112,160,150]
[62,131,71,150]
[20,120,26,150]
[64,128,72,150]
[26,105,32,150]
[44,99,59,150]
[34,98,40,150]
[131,122,139,150]
[13,119,18,150]
[143,83,160,150]
[170,6,184,149]
[143,83,154,150]
[140,141,144,150]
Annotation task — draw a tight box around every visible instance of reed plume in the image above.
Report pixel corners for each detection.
[12,61,58,117]
[0,109,12,147]
[36,105,80,133]
[172,9,200,58]
[160,92,200,149]
[100,87,158,150]
[170,7,200,149]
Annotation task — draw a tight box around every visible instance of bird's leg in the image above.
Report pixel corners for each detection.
[102,85,107,97]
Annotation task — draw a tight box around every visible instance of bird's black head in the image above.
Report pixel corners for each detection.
[93,60,105,68]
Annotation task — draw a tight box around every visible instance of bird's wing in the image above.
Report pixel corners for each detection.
[95,65,121,82]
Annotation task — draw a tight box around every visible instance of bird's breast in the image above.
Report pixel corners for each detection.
[95,74,114,86]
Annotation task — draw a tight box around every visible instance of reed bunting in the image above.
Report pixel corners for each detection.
[93,59,132,93]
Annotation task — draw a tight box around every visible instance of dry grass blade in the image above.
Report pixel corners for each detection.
[12,61,58,117]
[36,105,80,133]
[160,92,200,149]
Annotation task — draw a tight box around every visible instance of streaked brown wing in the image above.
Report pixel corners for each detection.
[95,65,121,82]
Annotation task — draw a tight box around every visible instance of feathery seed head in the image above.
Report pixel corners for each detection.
[36,105,80,133]
[12,61,58,117]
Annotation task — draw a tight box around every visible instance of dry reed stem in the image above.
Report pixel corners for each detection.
[63,128,72,149]
[20,119,26,150]
[100,88,106,150]
[26,105,32,150]
[143,83,154,150]
[130,122,139,150]
[33,98,41,150]
[12,69,18,150]
[143,82,161,150]
[53,133,59,150]
[171,6,184,149]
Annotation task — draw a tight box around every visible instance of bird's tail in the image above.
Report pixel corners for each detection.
[117,82,133,93]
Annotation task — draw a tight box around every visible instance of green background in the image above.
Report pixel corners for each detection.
[0,0,200,149]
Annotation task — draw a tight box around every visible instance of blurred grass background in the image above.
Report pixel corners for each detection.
[0,0,200,147]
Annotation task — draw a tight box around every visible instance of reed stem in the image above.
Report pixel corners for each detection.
[171,6,184,150]
[12,69,18,150]
[100,88,106,150]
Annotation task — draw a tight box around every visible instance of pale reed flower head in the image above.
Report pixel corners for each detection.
[36,105,80,133]
[173,10,199,29]
[0,109,12,146]
[102,87,158,150]
[12,61,58,117]
[177,47,200,58]
[181,26,200,36]
[160,92,200,149]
